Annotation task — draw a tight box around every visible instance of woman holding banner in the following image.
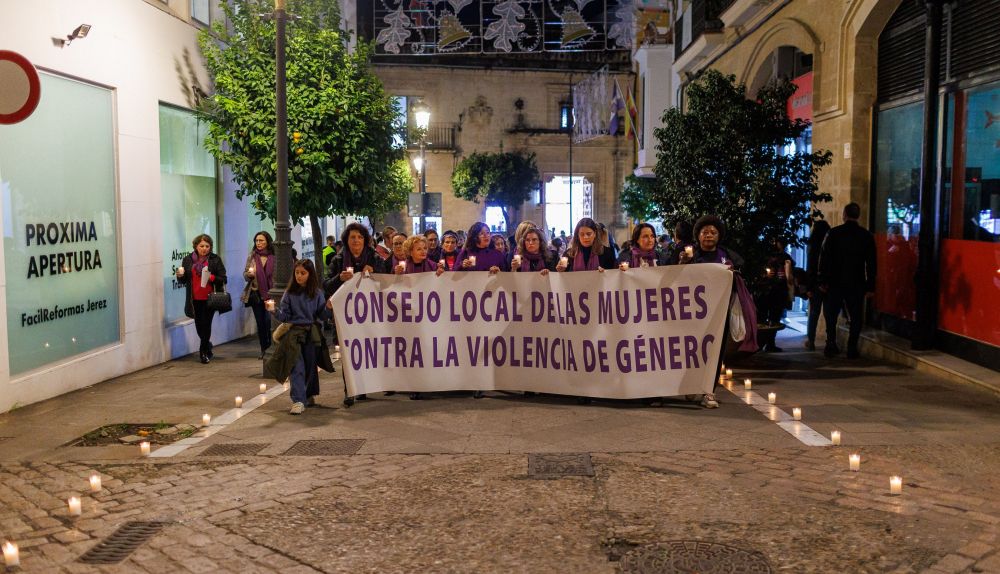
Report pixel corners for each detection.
[512,227,556,274]
[324,223,385,296]
[555,218,616,272]
[457,222,507,274]
[676,215,750,409]
[618,223,670,270]
[395,235,439,275]
[436,230,461,271]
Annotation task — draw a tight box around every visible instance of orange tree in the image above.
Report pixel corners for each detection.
[198,0,408,274]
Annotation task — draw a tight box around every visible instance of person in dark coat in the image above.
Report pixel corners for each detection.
[819,202,877,358]
[241,231,275,359]
[556,218,617,272]
[757,238,794,352]
[676,215,745,409]
[665,220,694,264]
[176,234,227,364]
[424,228,443,263]
[323,223,386,297]
[804,220,831,351]
[437,230,461,271]
[617,223,670,269]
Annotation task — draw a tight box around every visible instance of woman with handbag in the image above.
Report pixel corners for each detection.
[267,259,333,415]
[176,234,227,364]
[242,231,275,359]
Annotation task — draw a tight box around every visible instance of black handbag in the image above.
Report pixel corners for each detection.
[206,284,233,314]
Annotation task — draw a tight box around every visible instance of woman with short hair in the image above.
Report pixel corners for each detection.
[555,218,616,272]
[176,234,227,364]
[437,230,461,271]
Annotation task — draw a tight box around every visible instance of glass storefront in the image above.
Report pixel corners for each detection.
[873,101,923,323]
[0,73,121,375]
[159,105,217,323]
[939,81,1000,347]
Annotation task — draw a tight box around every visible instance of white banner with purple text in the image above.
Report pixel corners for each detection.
[331,264,733,399]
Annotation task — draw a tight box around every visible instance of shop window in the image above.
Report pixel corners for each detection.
[873,101,923,322]
[159,105,218,323]
[947,81,1000,242]
[0,74,121,375]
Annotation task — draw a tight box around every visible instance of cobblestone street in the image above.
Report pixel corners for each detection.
[1,335,999,573]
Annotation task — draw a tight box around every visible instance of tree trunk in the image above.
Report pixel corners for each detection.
[310,214,324,278]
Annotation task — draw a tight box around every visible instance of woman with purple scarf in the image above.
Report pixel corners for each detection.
[555,218,617,273]
[677,214,756,409]
[241,231,276,359]
[394,235,439,275]
[617,223,670,270]
[512,227,556,274]
[456,221,507,274]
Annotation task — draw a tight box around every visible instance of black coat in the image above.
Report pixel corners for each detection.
[178,252,227,319]
[617,248,671,268]
[563,247,617,271]
[323,246,386,297]
[819,220,877,292]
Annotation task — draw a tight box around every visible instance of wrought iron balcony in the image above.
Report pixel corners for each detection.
[407,122,458,151]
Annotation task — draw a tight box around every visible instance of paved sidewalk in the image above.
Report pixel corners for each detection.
[0,334,998,573]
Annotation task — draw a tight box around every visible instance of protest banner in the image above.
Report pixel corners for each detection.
[331,264,733,399]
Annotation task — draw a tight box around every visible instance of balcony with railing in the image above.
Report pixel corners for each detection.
[674,0,736,61]
[407,122,458,151]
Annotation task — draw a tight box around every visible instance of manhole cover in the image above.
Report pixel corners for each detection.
[78,521,169,564]
[281,439,365,456]
[200,443,268,457]
[528,453,594,478]
[618,541,772,574]
[901,384,951,393]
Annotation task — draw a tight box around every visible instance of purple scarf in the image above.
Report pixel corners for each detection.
[573,247,600,271]
[518,250,544,272]
[191,252,209,275]
[630,247,656,268]
[252,249,272,295]
[405,258,438,274]
[733,274,759,352]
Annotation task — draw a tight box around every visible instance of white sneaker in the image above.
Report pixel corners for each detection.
[289,402,305,415]
[701,393,719,409]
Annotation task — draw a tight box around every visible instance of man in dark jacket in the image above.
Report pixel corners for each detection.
[819,203,877,358]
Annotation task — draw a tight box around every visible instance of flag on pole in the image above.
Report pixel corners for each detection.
[608,82,624,136]
[618,77,640,141]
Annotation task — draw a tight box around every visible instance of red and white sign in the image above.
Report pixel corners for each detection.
[0,51,41,125]
[787,71,813,123]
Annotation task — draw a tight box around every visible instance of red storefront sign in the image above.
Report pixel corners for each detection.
[787,72,813,123]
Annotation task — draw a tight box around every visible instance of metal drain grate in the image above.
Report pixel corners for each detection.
[528,453,594,478]
[618,541,773,573]
[200,443,269,457]
[282,439,366,456]
[78,521,168,564]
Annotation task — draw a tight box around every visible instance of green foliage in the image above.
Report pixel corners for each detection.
[451,151,541,230]
[652,69,832,284]
[620,174,660,222]
[197,0,405,224]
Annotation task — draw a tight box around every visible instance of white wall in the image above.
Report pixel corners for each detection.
[0,0,257,411]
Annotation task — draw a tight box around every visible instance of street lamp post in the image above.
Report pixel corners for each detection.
[412,100,430,232]
[269,0,292,304]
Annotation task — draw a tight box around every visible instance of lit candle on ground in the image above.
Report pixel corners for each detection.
[831,430,841,445]
[235,396,243,408]
[68,496,81,516]
[89,474,102,492]
[260,383,267,394]
[890,476,903,495]
[793,407,802,421]
[849,454,860,471]
[202,413,211,426]
[3,541,19,568]
[725,369,733,379]
[768,392,776,404]
[743,378,752,390]
[140,441,151,456]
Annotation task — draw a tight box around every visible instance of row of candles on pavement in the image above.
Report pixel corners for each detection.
[720,364,905,494]
[1,380,288,569]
